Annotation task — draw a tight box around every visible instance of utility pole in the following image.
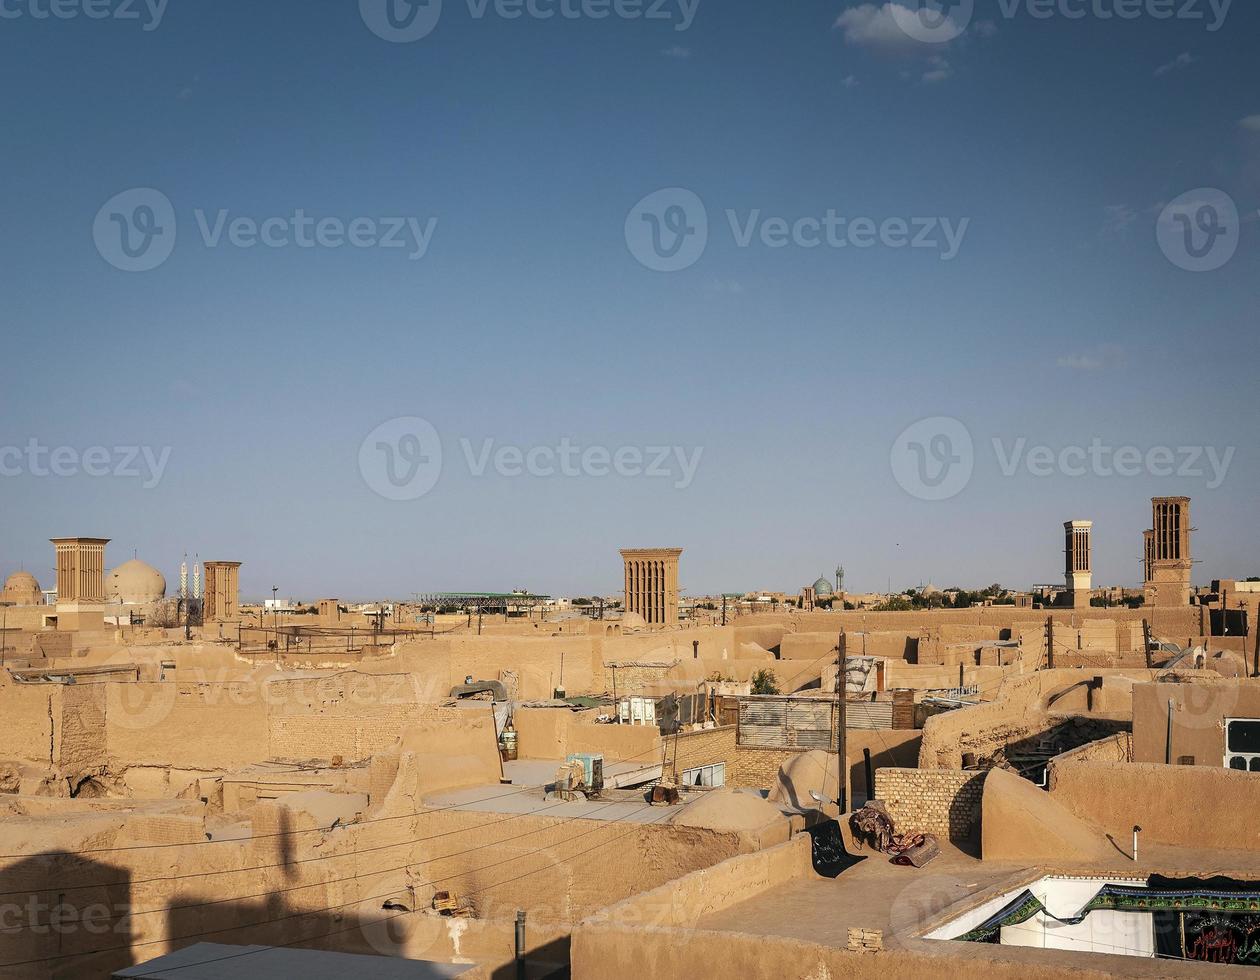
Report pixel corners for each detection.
[1252,615,1259,679]
[0,602,12,666]
[1142,618,1153,670]
[835,634,847,813]
[1046,616,1054,670]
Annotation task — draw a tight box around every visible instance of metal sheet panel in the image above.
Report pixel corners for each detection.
[845,701,893,730]
[737,696,837,748]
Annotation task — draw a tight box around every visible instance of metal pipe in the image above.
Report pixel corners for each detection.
[1166,698,1175,765]
[1132,825,1141,862]
[515,909,526,980]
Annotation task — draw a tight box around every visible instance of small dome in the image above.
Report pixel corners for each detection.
[811,576,834,597]
[107,559,167,604]
[619,611,648,631]
[4,571,40,594]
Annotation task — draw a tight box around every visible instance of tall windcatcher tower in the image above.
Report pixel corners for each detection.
[1064,521,1093,608]
[1145,497,1192,606]
[620,548,682,627]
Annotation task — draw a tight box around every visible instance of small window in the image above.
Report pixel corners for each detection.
[1227,719,1260,753]
[681,763,726,788]
[1224,719,1260,771]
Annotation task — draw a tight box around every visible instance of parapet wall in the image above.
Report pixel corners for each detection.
[578,833,811,931]
[874,767,985,842]
[1047,760,1260,852]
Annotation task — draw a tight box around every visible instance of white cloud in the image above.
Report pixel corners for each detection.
[1154,52,1194,77]
[835,2,968,49]
[1099,204,1138,239]
[841,74,860,88]
[1057,344,1125,372]
[1238,115,1260,133]
[922,55,952,83]
[834,3,913,47]
[661,46,692,59]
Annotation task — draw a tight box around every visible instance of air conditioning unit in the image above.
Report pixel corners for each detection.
[566,753,604,793]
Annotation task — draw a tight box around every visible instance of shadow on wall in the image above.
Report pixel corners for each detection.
[849,735,922,802]
[0,852,132,980]
[0,820,569,978]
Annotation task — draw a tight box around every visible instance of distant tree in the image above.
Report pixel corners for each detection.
[873,596,914,612]
[1124,596,1146,609]
[750,668,780,695]
[571,597,592,606]
[844,601,856,610]
[1247,577,1260,583]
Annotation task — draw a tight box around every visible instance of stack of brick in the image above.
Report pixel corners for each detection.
[847,927,883,952]
[873,768,986,842]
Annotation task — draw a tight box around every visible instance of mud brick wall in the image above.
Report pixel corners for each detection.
[669,727,803,790]
[603,662,675,696]
[873,767,985,842]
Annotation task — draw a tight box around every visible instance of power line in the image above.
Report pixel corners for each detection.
[0,728,713,890]
[0,786,690,969]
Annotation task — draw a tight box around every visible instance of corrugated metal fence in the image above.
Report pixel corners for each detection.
[737,696,838,749]
[844,700,893,730]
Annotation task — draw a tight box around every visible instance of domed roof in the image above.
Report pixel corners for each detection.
[3,571,40,593]
[811,575,834,596]
[107,559,167,604]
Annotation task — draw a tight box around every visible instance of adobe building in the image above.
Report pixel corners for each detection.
[0,570,42,606]
[621,547,682,627]
[106,558,167,606]
[1144,496,1192,607]
[203,560,242,620]
[50,536,109,630]
[1063,520,1092,608]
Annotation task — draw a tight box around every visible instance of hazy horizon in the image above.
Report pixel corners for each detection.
[2,0,1257,600]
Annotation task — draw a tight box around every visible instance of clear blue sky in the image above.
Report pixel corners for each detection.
[1,0,1256,600]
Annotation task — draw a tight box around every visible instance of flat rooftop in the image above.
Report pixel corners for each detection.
[425,760,803,825]
[114,943,472,979]
[693,837,1260,976]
